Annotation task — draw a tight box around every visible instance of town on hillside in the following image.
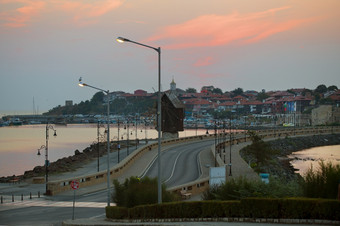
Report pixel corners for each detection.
[1,81,340,128]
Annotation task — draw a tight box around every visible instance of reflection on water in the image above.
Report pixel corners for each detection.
[0,124,211,177]
[289,145,340,176]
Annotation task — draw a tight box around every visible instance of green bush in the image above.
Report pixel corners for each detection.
[106,198,340,221]
[112,176,178,208]
[105,206,128,219]
[241,198,280,218]
[202,176,302,200]
[302,161,340,199]
[280,198,340,220]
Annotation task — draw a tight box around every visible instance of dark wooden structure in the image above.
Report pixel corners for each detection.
[161,92,185,133]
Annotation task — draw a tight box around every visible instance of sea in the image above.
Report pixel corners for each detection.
[289,145,340,176]
[0,124,209,177]
[1,124,339,177]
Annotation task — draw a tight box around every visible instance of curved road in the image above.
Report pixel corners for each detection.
[143,139,214,188]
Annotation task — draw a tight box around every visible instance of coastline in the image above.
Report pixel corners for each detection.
[2,133,340,183]
[0,139,137,183]
[240,133,340,180]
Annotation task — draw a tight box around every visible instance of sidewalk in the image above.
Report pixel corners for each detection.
[63,216,326,226]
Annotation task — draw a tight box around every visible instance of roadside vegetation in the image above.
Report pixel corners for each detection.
[207,132,340,201]
[202,177,302,200]
[112,176,178,208]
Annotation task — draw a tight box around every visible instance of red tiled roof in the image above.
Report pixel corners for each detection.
[219,102,237,106]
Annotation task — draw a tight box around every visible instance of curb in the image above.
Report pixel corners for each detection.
[63,217,340,225]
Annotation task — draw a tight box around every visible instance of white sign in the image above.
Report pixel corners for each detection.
[209,166,226,186]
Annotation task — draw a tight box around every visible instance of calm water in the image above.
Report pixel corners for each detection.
[289,145,340,176]
[0,124,209,177]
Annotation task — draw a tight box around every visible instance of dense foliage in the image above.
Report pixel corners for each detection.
[45,92,156,115]
[112,176,178,208]
[106,198,340,220]
[202,177,302,200]
[302,161,340,199]
[244,131,276,167]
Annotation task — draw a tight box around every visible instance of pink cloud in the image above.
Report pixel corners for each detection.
[194,56,214,67]
[146,6,316,49]
[0,0,123,28]
[1,0,45,27]
[56,0,123,26]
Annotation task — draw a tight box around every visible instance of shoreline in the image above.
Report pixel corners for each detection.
[240,133,340,181]
[2,133,340,183]
[0,139,139,183]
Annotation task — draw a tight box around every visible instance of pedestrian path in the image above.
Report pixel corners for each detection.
[0,198,107,211]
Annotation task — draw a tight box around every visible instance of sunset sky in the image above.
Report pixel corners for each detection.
[1,0,339,115]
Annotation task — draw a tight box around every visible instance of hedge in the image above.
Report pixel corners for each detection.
[106,198,340,221]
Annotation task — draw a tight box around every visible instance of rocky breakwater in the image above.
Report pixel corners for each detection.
[241,134,340,181]
[0,141,131,183]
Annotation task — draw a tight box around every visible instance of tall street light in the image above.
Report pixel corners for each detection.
[116,36,162,204]
[79,77,111,207]
[37,123,57,195]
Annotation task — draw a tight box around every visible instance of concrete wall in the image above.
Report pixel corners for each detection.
[47,126,340,196]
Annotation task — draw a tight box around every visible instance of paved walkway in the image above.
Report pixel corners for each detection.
[63,217,322,226]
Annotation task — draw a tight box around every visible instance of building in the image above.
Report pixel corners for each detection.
[312,105,340,125]
[161,92,185,139]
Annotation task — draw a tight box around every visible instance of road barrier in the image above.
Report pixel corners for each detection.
[46,126,340,196]
[0,192,42,204]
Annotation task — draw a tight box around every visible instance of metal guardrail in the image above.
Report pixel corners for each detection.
[46,126,340,195]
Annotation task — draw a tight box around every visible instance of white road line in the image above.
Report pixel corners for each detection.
[163,150,184,183]
[1,200,108,208]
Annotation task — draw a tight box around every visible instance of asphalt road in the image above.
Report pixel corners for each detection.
[0,187,111,225]
[143,139,214,188]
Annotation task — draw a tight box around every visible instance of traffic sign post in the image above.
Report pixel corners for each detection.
[71,180,79,220]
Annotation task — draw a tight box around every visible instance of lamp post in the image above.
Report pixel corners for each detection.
[117,119,121,163]
[116,36,162,204]
[79,77,111,207]
[97,121,106,172]
[229,115,232,177]
[37,123,57,195]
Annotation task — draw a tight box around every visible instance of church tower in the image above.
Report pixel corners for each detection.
[170,78,176,93]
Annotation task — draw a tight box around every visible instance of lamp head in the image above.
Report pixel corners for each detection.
[53,130,57,137]
[37,149,41,156]
[116,37,129,43]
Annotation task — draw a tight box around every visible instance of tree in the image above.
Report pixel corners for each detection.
[246,131,272,165]
[257,90,269,101]
[212,88,223,94]
[231,88,243,97]
[91,92,104,104]
[327,85,338,91]
[315,84,327,94]
[185,88,197,93]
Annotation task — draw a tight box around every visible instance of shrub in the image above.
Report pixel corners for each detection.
[112,176,178,208]
[202,176,302,200]
[106,198,340,221]
[302,161,340,199]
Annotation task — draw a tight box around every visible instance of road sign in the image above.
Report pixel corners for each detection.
[71,180,79,190]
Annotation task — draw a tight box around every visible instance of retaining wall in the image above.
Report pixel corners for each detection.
[47,126,340,196]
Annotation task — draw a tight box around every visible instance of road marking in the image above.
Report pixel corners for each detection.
[1,200,109,208]
[163,150,184,183]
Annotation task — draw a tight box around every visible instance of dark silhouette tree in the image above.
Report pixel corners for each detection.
[185,88,197,93]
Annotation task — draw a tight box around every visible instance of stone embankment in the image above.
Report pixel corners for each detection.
[0,141,135,183]
[241,134,340,180]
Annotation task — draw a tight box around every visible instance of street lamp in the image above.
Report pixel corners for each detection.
[78,77,111,207]
[116,36,162,204]
[97,121,106,172]
[37,123,57,195]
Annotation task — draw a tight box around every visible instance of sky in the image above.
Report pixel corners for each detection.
[0,0,339,115]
